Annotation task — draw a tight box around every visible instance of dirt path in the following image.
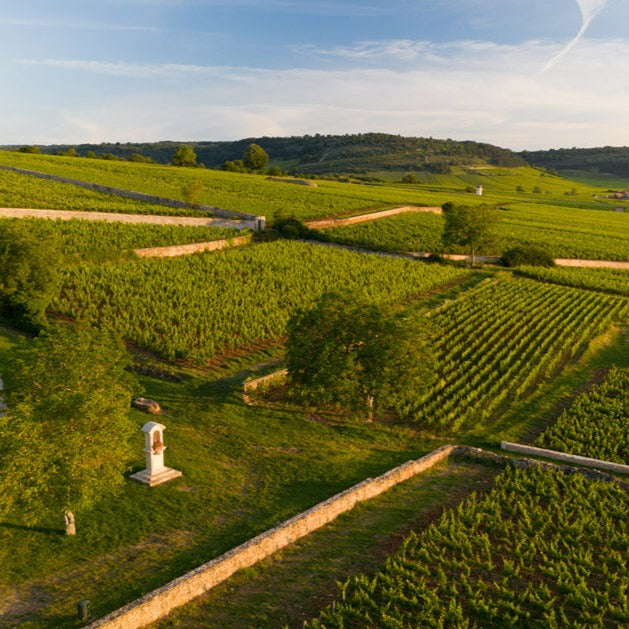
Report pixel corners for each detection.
[0,208,249,230]
[305,205,442,229]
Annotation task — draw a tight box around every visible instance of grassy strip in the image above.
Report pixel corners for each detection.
[0,343,446,627]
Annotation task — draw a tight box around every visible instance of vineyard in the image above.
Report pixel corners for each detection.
[535,366,628,464]
[323,202,629,261]
[51,241,468,362]
[0,217,241,264]
[0,167,174,215]
[307,465,629,628]
[1,151,621,223]
[514,266,629,296]
[411,275,627,429]
[0,151,453,220]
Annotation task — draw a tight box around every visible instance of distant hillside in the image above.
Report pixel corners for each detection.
[519,147,629,179]
[6,133,526,175]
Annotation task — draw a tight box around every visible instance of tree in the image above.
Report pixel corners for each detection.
[502,245,555,267]
[0,221,62,332]
[0,325,138,535]
[171,144,197,167]
[182,182,204,205]
[286,294,434,420]
[243,143,269,171]
[441,203,497,267]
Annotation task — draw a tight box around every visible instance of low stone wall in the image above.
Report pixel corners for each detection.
[88,445,456,629]
[243,368,288,392]
[0,165,265,228]
[134,235,252,258]
[305,205,442,229]
[500,441,629,475]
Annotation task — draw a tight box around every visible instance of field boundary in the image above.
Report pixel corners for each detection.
[0,165,265,228]
[501,441,629,474]
[87,445,456,629]
[305,205,442,229]
[134,234,252,258]
[0,207,250,230]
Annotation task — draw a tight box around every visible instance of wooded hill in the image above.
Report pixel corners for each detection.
[519,146,629,179]
[6,133,526,174]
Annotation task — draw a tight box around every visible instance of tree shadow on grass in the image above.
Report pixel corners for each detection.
[0,520,64,535]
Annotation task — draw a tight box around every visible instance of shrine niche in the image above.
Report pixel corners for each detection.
[130,421,182,487]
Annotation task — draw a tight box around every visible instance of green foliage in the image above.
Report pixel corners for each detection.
[270,215,321,240]
[51,241,467,363]
[17,145,40,154]
[442,203,497,265]
[0,218,240,266]
[286,294,434,419]
[0,167,181,215]
[536,366,628,463]
[323,202,629,261]
[502,245,555,267]
[412,275,627,429]
[171,144,197,167]
[181,181,204,205]
[243,143,270,171]
[0,221,62,331]
[307,466,629,627]
[521,145,629,178]
[0,324,137,531]
[513,266,629,296]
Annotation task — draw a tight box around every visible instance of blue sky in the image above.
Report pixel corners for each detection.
[2,0,628,149]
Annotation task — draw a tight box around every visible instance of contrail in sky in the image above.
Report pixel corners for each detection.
[541,0,608,72]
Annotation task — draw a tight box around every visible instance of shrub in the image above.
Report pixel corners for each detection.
[502,245,555,267]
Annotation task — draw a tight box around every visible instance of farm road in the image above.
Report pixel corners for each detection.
[0,207,249,230]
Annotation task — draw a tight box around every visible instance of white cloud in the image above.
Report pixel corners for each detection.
[6,37,629,149]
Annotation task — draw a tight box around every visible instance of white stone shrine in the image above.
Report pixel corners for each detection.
[130,421,182,487]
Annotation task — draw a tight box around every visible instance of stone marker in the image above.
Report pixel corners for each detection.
[130,421,182,487]
[131,397,161,414]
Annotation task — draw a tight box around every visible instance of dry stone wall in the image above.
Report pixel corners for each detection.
[88,445,456,629]
[134,234,252,258]
[501,441,629,475]
[0,165,265,227]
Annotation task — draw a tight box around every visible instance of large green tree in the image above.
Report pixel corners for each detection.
[0,220,62,331]
[286,293,434,420]
[243,143,269,171]
[0,325,137,535]
[171,144,197,167]
[441,202,497,266]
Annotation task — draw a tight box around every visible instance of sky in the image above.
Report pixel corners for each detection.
[1,0,628,150]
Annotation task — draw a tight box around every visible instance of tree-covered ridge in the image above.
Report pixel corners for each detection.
[5,133,526,173]
[520,146,629,179]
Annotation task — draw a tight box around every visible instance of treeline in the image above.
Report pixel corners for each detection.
[6,133,525,174]
[519,146,629,178]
